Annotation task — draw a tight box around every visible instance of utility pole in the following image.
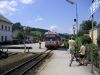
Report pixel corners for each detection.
[66,0,79,47]
[23,26,26,52]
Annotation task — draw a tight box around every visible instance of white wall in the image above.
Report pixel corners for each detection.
[0,21,12,42]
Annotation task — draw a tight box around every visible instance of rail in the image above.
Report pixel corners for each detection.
[1,50,52,75]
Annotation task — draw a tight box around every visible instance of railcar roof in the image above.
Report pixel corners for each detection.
[45,31,58,35]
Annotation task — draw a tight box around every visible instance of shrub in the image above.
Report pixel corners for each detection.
[79,36,92,44]
[86,44,99,69]
[75,35,92,51]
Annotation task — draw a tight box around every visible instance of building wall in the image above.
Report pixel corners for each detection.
[89,28,100,45]
[0,21,12,42]
[93,29,97,45]
[89,30,92,39]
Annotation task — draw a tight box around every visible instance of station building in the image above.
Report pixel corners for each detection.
[0,14,12,42]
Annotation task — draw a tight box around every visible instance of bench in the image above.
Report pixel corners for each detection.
[0,46,32,52]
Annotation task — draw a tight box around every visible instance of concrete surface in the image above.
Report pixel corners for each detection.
[2,42,46,52]
[36,50,94,75]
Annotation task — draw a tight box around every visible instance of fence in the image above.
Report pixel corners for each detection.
[86,44,100,74]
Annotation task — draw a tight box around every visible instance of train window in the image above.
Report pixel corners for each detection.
[45,37,55,41]
[45,35,55,37]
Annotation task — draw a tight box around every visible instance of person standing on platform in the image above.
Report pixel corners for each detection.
[39,40,42,49]
[68,36,76,66]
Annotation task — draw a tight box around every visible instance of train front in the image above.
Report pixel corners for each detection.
[44,32,59,49]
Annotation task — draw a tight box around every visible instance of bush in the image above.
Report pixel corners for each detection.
[79,36,92,44]
[75,35,92,51]
[86,44,99,69]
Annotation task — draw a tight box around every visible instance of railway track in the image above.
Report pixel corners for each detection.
[1,50,52,75]
[8,53,18,57]
[0,52,18,59]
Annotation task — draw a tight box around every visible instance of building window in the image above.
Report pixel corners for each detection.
[9,27,10,31]
[1,36,3,42]
[1,25,3,30]
[5,26,7,31]
[5,36,7,41]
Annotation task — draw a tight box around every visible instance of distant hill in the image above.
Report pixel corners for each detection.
[12,22,72,38]
[31,28,48,34]
[12,22,49,36]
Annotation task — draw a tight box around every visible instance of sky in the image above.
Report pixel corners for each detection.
[0,0,100,34]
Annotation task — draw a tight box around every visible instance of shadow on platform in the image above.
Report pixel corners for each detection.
[53,48,68,51]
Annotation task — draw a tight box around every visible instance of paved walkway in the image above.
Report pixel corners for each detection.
[37,50,93,75]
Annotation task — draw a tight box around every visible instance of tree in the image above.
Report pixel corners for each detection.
[25,26,31,32]
[77,30,84,36]
[16,32,24,40]
[31,31,42,37]
[79,20,97,34]
[12,22,23,31]
[79,36,92,44]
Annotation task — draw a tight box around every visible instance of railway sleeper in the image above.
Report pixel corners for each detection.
[1,51,51,75]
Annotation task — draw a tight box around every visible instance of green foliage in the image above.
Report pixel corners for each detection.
[86,44,99,68]
[79,36,92,44]
[75,35,92,51]
[16,32,24,40]
[80,20,96,30]
[77,30,84,37]
[59,33,69,39]
[79,20,96,34]
[31,28,48,34]
[31,31,42,37]
[12,22,23,31]
[12,22,49,40]
[75,37,81,51]
[25,26,31,33]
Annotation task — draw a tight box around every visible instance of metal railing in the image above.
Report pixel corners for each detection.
[86,44,100,74]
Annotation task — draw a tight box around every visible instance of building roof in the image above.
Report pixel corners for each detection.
[0,14,12,24]
[45,31,58,35]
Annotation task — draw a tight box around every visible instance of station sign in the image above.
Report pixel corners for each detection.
[90,0,100,15]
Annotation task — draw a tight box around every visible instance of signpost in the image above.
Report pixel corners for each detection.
[89,0,100,73]
[90,0,100,15]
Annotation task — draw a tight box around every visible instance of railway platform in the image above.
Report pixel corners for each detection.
[36,49,94,75]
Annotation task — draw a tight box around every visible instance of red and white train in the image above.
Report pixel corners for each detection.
[44,31,62,49]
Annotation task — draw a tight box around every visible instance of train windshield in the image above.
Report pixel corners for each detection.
[45,37,56,41]
[45,35,56,41]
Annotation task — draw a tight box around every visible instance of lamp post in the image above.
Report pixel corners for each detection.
[66,0,78,47]
[66,0,78,32]
[23,26,26,52]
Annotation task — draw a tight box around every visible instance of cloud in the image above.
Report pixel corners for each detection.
[49,25,59,32]
[0,0,18,15]
[35,16,44,22]
[0,0,35,15]
[20,0,34,4]
[49,25,73,33]
[67,26,73,34]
